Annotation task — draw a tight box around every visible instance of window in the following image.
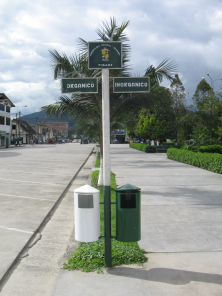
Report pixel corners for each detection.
[0,116,4,125]
[6,106,10,113]
[6,117,10,125]
[0,104,4,111]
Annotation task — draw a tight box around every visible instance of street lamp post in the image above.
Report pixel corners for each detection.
[15,105,27,138]
[207,74,213,139]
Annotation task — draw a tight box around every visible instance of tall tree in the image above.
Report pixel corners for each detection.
[136,108,165,141]
[170,74,187,143]
[125,86,177,142]
[42,17,177,147]
[193,78,221,139]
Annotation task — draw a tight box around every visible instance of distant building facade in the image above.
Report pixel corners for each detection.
[28,121,69,142]
[39,121,68,140]
[11,119,36,144]
[0,93,15,147]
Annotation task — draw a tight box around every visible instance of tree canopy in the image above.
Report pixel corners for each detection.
[42,17,178,145]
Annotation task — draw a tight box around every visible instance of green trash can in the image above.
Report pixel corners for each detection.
[116,183,141,242]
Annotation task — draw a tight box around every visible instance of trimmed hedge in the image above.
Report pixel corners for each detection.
[162,142,176,147]
[186,145,222,154]
[187,146,198,152]
[129,143,156,153]
[199,145,222,154]
[129,143,147,151]
[167,148,222,174]
[145,145,156,153]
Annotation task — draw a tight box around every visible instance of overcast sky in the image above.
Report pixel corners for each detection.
[1,0,222,116]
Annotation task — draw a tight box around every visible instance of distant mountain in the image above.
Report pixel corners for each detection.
[21,110,76,128]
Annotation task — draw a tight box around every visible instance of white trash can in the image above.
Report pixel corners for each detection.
[74,184,100,242]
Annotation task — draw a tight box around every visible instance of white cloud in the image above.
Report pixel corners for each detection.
[0,0,222,113]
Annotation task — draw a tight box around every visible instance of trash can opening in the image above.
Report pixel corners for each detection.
[120,193,136,208]
[78,194,94,208]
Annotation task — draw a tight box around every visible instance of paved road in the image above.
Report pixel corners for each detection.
[0,143,95,284]
[1,144,222,295]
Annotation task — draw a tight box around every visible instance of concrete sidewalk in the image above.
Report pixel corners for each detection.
[52,145,222,296]
[0,143,95,294]
[1,144,222,295]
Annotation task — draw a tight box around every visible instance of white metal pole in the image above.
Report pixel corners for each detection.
[102,68,112,267]
[102,68,111,186]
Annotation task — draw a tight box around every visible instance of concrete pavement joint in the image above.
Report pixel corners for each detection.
[0,193,55,202]
[0,170,74,177]
[0,178,65,185]
[0,226,34,234]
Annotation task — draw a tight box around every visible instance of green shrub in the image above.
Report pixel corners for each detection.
[129,143,148,152]
[162,142,176,146]
[129,143,157,153]
[199,145,222,154]
[167,148,222,174]
[144,145,156,153]
[186,145,222,154]
[179,145,189,150]
[187,146,199,152]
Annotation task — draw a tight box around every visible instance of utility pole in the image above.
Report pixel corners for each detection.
[15,105,27,140]
[36,117,38,141]
[207,73,213,139]
[18,111,21,137]
[16,112,18,138]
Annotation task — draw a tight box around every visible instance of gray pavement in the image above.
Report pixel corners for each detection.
[110,147,222,253]
[1,144,222,295]
[0,143,95,289]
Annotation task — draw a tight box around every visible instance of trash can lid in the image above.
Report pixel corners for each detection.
[74,184,100,193]
[116,183,141,192]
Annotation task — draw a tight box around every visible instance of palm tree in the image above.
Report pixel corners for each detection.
[42,17,177,183]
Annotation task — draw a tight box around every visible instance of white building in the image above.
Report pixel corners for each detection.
[11,119,36,144]
[0,93,15,147]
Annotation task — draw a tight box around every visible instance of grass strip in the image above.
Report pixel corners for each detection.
[95,158,100,168]
[64,169,147,273]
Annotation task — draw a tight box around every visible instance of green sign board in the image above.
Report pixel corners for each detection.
[113,77,150,93]
[88,42,122,69]
[61,78,98,94]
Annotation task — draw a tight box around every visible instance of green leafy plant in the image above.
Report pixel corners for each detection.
[191,125,210,149]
